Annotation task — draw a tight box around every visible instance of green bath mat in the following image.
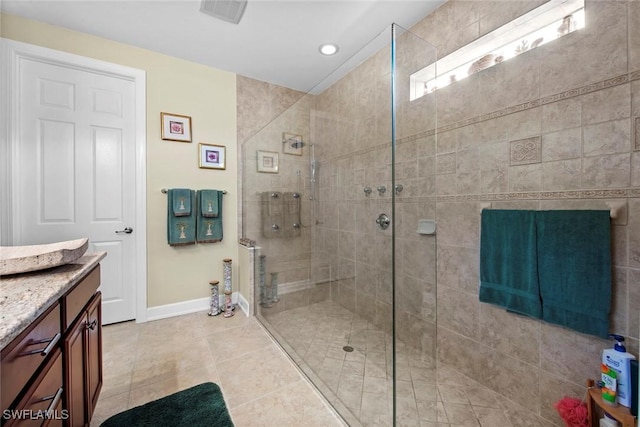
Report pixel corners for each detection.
[100,382,234,427]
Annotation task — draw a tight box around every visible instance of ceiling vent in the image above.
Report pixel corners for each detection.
[200,0,247,24]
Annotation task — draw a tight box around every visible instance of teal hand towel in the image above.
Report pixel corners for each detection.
[172,188,192,216]
[479,210,542,319]
[199,190,219,218]
[536,210,611,338]
[167,189,196,246]
[197,190,223,243]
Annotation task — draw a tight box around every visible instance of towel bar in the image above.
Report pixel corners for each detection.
[480,203,621,219]
[161,188,227,194]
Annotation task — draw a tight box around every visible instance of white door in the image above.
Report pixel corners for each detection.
[11,50,139,325]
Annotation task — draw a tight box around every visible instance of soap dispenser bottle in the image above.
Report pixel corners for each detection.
[602,334,636,407]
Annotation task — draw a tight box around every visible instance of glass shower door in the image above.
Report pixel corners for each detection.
[391,23,439,425]
[241,22,438,427]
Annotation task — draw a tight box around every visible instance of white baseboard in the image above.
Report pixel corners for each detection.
[236,292,250,316]
[146,291,249,321]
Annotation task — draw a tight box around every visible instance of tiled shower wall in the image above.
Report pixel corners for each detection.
[237,78,331,309]
[406,1,639,424]
[238,0,640,425]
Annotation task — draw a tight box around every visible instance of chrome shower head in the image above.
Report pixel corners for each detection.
[283,134,305,149]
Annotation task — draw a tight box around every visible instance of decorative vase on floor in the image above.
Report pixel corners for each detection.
[208,280,221,316]
[222,258,235,317]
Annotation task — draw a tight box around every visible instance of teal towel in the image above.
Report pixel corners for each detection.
[536,210,611,338]
[172,188,192,216]
[197,190,223,243]
[199,190,219,218]
[167,189,196,246]
[480,210,542,319]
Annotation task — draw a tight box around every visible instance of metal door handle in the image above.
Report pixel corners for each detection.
[85,319,98,330]
[115,227,133,234]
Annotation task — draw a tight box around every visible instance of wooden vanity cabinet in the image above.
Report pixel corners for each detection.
[1,263,103,427]
[63,292,102,427]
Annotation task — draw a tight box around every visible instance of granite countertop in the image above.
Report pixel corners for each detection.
[0,252,106,350]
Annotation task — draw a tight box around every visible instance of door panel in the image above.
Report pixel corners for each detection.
[16,57,136,324]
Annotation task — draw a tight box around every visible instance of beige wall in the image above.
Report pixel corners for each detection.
[1,14,239,308]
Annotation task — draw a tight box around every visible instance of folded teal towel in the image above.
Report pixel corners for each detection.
[172,188,192,217]
[480,210,542,319]
[167,189,196,246]
[197,190,223,243]
[536,210,611,338]
[199,190,219,218]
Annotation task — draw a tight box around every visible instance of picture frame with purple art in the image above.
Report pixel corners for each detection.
[161,112,192,142]
[199,143,226,170]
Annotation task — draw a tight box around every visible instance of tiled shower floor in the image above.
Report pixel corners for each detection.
[263,300,558,427]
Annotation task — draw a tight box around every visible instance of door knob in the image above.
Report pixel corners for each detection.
[115,227,133,234]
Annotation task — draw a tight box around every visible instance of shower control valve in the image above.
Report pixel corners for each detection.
[363,186,372,196]
[271,224,280,230]
[377,186,387,195]
[376,213,390,230]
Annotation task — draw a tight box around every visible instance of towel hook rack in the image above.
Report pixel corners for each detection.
[161,188,227,194]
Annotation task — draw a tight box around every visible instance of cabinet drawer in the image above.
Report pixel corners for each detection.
[62,265,100,330]
[1,303,61,411]
[4,347,64,427]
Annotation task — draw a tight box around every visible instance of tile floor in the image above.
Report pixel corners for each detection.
[262,301,559,427]
[91,310,346,427]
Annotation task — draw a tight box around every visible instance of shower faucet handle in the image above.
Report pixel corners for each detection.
[377,185,386,195]
[363,186,372,196]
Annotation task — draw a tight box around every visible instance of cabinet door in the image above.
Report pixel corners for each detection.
[85,292,102,421]
[63,314,87,427]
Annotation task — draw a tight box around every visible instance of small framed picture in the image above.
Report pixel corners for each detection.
[282,132,303,156]
[199,143,226,170]
[257,150,279,173]
[161,112,192,142]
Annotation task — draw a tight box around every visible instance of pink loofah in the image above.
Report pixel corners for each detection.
[554,396,589,427]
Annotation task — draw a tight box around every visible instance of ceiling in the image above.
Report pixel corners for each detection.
[1,0,444,93]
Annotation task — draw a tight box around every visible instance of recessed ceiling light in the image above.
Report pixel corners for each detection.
[318,44,339,56]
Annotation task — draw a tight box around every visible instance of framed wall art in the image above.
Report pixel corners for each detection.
[199,143,226,170]
[161,112,192,142]
[257,150,279,173]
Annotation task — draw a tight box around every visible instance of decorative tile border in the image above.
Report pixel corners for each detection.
[318,70,640,177]
[510,136,541,166]
[397,70,638,145]
[434,188,634,203]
